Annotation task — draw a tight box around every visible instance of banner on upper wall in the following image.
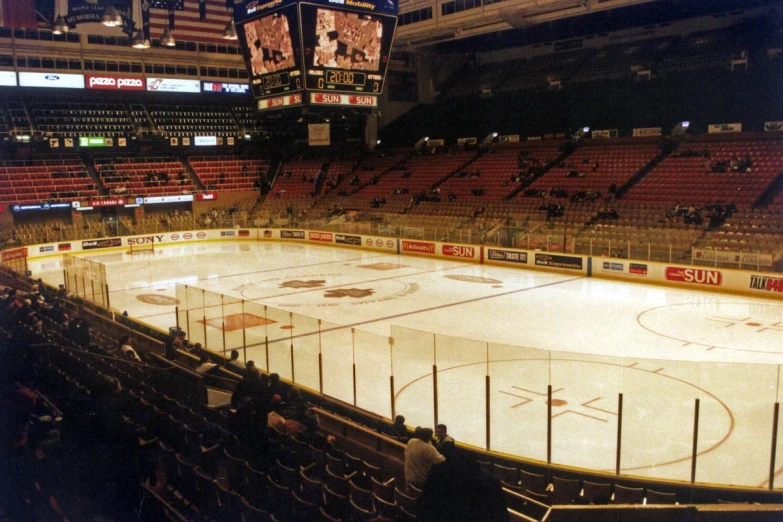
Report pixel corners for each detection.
[66,0,130,26]
[19,72,85,89]
[632,127,662,137]
[170,137,178,146]
[764,121,783,132]
[50,138,59,148]
[426,139,445,147]
[0,71,16,87]
[591,129,617,139]
[500,135,520,143]
[457,137,477,145]
[708,123,742,134]
[308,124,330,147]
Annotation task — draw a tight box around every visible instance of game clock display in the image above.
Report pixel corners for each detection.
[300,3,396,94]
[237,3,304,99]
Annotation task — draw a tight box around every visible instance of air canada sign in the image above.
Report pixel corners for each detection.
[86,75,145,91]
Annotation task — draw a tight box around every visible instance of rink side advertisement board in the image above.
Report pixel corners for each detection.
[10,228,778,298]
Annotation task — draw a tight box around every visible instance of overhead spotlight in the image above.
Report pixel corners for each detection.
[582,126,590,133]
[681,121,690,129]
[52,15,69,35]
[132,31,150,49]
[222,19,238,40]
[492,132,498,138]
[424,137,429,141]
[376,139,381,145]
[101,5,123,27]
[161,28,176,47]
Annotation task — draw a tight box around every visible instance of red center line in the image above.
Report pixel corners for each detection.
[130,260,538,320]
[107,252,394,294]
[252,275,585,347]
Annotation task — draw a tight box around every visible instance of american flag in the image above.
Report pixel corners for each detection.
[148,0,235,44]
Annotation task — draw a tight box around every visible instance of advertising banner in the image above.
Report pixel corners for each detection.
[82,238,122,250]
[764,121,783,132]
[335,234,361,246]
[534,253,583,270]
[19,72,85,89]
[0,71,16,86]
[308,124,330,146]
[632,127,662,137]
[280,230,305,239]
[146,77,201,93]
[591,129,617,139]
[258,93,303,110]
[708,123,742,134]
[1,247,28,262]
[309,93,378,107]
[66,0,130,25]
[195,136,217,146]
[401,240,435,255]
[664,266,722,286]
[486,248,527,264]
[692,248,773,268]
[86,74,145,91]
[202,81,250,94]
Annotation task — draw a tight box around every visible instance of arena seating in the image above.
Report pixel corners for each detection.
[189,155,268,192]
[270,158,356,199]
[568,37,676,84]
[434,141,563,202]
[145,100,240,138]
[494,49,596,94]
[94,156,195,197]
[0,157,96,204]
[623,139,783,206]
[27,97,134,137]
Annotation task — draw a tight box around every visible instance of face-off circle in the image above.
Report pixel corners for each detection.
[637,301,783,354]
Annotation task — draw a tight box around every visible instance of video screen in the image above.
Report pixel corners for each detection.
[312,8,383,72]
[242,9,298,76]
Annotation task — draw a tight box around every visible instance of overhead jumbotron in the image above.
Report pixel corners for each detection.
[233,0,397,111]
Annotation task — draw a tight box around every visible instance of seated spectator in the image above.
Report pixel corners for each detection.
[195,354,218,375]
[226,350,245,373]
[385,415,408,440]
[119,335,141,362]
[404,427,445,491]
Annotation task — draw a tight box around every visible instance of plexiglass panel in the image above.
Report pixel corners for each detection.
[266,306,293,381]
[185,285,205,348]
[320,321,354,405]
[488,343,550,461]
[354,328,392,419]
[391,326,435,429]
[434,334,487,450]
[203,289,224,353]
[549,351,621,472]
[291,313,322,392]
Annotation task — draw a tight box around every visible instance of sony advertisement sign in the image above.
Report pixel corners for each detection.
[19,72,85,89]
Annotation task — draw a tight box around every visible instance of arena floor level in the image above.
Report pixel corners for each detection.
[31,240,783,489]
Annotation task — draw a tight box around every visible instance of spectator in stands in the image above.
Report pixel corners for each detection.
[608,181,617,204]
[119,335,141,362]
[435,424,456,462]
[226,349,245,373]
[268,372,288,401]
[404,427,445,492]
[195,353,220,375]
[417,458,507,522]
[385,415,408,440]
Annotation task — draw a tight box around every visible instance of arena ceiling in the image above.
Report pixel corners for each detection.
[394,0,779,51]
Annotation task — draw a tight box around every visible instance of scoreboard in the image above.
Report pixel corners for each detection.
[234,0,397,107]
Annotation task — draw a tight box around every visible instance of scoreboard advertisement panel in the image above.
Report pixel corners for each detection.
[237,3,304,99]
[299,3,396,94]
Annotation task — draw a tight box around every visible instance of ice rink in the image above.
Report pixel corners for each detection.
[30,240,783,488]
